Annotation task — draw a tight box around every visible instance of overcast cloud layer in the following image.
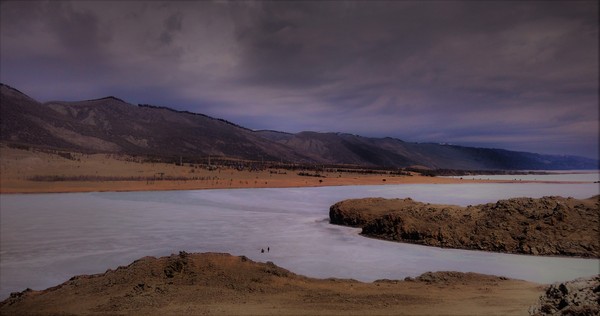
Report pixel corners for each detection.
[1,1,598,159]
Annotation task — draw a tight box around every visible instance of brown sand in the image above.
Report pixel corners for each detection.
[0,252,544,316]
[0,146,564,194]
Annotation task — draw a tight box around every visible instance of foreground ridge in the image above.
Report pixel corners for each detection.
[1,252,542,315]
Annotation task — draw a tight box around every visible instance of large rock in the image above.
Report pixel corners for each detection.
[529,275,600,315]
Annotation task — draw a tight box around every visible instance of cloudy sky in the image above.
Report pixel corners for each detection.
[1,1,598,159]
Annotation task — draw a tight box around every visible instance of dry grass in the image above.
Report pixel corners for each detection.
[0,145,483,193]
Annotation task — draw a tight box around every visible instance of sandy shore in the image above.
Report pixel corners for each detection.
[0,146,574,194]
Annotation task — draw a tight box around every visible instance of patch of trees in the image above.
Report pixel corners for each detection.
[6,143,31,151]
[404,168,551,177]
[28,175,220,182]
[297,172,325,178]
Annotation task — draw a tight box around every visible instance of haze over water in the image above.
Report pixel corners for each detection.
[1,182,599,299]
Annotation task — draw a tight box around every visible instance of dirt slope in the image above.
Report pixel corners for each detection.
[0,252,542,315]
[330,196,600,257]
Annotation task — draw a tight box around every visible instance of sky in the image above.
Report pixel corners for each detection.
[1,1,598,159]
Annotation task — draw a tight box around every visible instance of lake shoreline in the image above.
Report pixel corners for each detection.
[1,177,594,195]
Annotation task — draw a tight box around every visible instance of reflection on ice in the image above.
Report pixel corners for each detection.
[1,183,599,299]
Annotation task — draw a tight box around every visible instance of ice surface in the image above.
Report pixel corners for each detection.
[444,170,600,182]
[1,183,599,299]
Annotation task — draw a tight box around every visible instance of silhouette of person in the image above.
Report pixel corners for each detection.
[261,248,264,253]
[267,247,270,253]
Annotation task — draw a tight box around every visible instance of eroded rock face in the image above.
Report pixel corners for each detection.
[329,196,600,257]
[529,276,600,316]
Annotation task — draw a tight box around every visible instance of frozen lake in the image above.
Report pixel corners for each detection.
[1,182,599,299]
[443,170,600,182]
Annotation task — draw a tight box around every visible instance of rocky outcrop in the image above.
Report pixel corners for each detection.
[0,252,299,314]
[330,196,600,257]
[529,276,599,315]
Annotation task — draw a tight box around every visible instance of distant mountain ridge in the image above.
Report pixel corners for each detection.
[1,83,597,170]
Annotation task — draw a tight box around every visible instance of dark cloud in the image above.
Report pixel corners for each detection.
[159,12,183,45]
[46,2,103,52]
[1,1,597,159]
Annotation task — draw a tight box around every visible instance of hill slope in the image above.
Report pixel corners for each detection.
[1,83,597,169]
[0,84,307,162]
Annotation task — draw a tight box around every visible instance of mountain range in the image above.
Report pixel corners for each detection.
[1,83,597,170]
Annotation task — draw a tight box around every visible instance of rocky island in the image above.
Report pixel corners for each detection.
[330,196,600,257]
